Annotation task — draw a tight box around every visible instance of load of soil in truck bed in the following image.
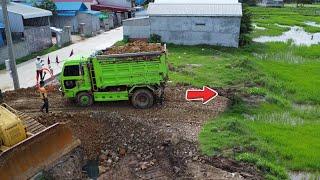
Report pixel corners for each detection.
[103,41,164,55]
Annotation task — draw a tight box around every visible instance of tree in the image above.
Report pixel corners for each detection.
[34,0,57,12]
[239,4,253,46]
[239,0,258,6]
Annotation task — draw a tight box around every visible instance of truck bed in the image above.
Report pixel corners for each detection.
[92,53,167,88]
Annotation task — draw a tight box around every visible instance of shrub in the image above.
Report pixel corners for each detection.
[239,4,253,46]
[148,34,161,43]
[123,35,129,43]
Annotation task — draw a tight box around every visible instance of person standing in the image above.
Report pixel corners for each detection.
[38,81,49,113]
[36,56,44,83]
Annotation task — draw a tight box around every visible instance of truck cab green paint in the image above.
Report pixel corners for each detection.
[60,50,168,107]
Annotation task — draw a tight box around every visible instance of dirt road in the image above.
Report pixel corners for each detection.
[3,85,262,179]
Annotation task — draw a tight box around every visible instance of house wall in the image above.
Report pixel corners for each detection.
[150,16,241,47]
[98,0,131,8]
[0,12,24,32]
[124,16,241,47]
[123,17,150,38]
[258,0,284,7]
[24,26,52,52]
[0,41,29,64]
[51,16,78,32]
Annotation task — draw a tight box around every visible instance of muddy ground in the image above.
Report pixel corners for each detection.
[3,85,262,179]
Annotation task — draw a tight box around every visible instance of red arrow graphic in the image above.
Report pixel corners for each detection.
[186,86,218,104]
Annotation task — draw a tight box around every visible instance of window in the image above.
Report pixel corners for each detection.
[63,65,81,76]
[195,23,206,26]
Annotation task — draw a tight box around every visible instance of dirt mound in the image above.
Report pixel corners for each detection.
[104,41,163,55]
[3,85,262,179]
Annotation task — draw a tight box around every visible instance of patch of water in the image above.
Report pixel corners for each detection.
[253,23,266,30]
[253,51,305,64]
[275,23,291,28]
[305,21,320,28]
[244,112,304,126]
[253,26,320,46]
[289,171,320,180]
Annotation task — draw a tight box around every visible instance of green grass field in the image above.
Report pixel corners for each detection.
[167,5,320,180]
[250,5,320,37]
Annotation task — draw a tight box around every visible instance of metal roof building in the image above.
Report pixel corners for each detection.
[1,2,52,19]
[124,0,243,47]
[147,3,242,17]
[0,2,52,32]
[51,2,101,34]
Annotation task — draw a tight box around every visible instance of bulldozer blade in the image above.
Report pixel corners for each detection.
[0,123,81,180]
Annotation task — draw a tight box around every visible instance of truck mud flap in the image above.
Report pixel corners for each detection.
[0,123,81,180]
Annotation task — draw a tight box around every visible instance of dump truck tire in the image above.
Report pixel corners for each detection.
[132,89,154,109]
[77,92,93,107]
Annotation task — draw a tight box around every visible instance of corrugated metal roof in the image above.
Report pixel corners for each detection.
[81,10,102,16]
[0,2,52,19]
[155,0,239,4]
[55,2,88,11]
[54,0,94,2]
[147,3,242,17]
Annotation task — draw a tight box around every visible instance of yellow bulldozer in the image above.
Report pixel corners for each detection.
[0,103,81,179]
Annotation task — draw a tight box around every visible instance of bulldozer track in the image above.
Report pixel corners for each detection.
[16,111,46,135]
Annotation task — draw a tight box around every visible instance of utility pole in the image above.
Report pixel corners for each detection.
[1,0,20,89]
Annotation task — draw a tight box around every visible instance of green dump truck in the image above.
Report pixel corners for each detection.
[60,46,168,109]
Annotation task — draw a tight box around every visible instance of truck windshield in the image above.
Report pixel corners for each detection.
[64,65,81,76]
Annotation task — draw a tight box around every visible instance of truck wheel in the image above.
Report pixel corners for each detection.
[132,89,154,109]
[77,92,93,107]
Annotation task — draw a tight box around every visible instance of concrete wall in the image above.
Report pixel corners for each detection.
[0,26,52,64]
[0,41,29,64]
[53,26,72,47]
[150,16,241,47]
[124,16,241,47]
[51,16,78,32]
[24,26,52,52]
[123,17,150,38]
[77,13,100,35]
[258,0,284,7]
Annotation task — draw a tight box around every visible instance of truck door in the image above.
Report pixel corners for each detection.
[62,65,83,90]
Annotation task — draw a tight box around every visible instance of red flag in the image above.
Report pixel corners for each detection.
[56,55,59,64]
[47,56,50,65]
[70,49,74,57]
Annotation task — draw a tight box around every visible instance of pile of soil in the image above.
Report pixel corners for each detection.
[104,41,163,55]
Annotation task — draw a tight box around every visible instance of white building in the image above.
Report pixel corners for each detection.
[124,0,243,47]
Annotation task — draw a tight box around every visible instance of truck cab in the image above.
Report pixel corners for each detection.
[60,58,91,99]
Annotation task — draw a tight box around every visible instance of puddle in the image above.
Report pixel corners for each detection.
[245,112,304,126]
[275,23,291,28]
[253,26,320,46]
[253,23,266,30]
[289,171,320,180]
[305,21,320,28]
